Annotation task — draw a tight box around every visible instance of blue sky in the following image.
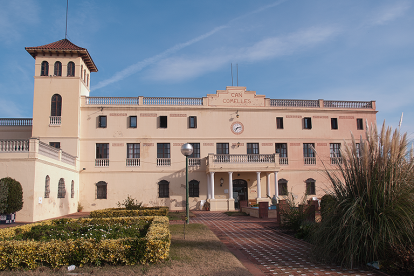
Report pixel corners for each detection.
[1,0,413,141]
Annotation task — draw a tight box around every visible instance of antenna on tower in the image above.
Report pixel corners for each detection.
[65,0,69,39]
[231,63,233,86]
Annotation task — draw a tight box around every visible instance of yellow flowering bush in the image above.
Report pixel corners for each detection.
[0,216,170,270]
[89,207,169,218]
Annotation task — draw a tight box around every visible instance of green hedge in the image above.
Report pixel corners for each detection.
[89,207,169,218]
[0,216,170,270]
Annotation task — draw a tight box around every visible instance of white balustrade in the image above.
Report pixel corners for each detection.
[157,158,171,166]
[304,157,316,165]
[330,157,342,165]
[279,157,289,165]
[0,140,29,152]
[126,158,140,166]
[270,99,319,108]
[49,116,61,126]
[95,159,109,167]
[213,154,275,163]
[143,97,203,106]
[86,97,139,105]
[0,118,32,126]
[188,158,201,166]
[61,151,76,166]
[324,100,372,109]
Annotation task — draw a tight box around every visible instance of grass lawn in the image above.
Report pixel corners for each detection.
[1,223,251,276]
[167,211,197,221]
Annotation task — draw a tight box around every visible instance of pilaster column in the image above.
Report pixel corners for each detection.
[206,173,211,199]
[210,172,215,199]
[266,173,270,197]
[274,171,278,198]
[228,172,233,199]
[256,172,261,199]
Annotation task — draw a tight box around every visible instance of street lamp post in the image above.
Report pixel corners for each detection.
[181,143,193,224]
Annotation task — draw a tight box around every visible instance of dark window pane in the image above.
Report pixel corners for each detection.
[189,180,199,197]
[67,62,75,77]
[331,118,338,130]
[303,143,315,157]
[54,61,62,76]
[41,61,49,76]
[99,116,107,128]
[159,180,169,198]
[160,116,167,128]
[189,116,197,128]
[157,143,170,158]
[49,142,60,149]
[276,117,284,129]
[357,118,363,130]
[216,143,229,154]
[96,181,107,199]
[304,117,312,129]
[129,116,137,128]
[51,94,62,116]
[57,178,66,198]
[127,143,140,158]
[247,143,259,154]
[96,143,109,159]
[278,179,288,196]
[189,143,200,158]
[275,143,287,157]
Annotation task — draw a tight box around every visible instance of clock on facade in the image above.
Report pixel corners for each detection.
[231,121,244,135]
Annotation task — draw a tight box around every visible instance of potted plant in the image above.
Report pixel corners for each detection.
[0,177,23,224]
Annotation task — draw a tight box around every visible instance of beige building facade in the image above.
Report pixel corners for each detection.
[0,39,377,222]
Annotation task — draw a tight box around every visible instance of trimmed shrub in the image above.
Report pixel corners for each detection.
[89,207,169,218]
[0,216,170,270]
[0,177,23,214]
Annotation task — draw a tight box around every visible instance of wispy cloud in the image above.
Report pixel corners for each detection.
[365,1,410,27]
[145,26,339,82]
[93,1,287,90]
[93,25,228,90]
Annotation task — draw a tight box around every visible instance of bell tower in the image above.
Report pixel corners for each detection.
[25,39,98,157]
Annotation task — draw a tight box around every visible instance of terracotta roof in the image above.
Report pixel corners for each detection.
[25,39,98,72]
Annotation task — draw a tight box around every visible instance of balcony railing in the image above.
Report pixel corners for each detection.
[188,158,201,166]
[95,159,109,167]
[324,100,373,109]
[143,97,203,106]
[213,154,275,163]
[49,116,61,126]
[0,118,32,126]
[157,158,171,166]
[86,97,139,105]
[279,157,289,165]
[270,99,320,108]
[304,157,316,165]
[330,157,342,165]
[0,140,29,152]
[126,158,140,166]
[61,151,76,166]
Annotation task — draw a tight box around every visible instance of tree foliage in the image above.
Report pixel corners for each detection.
[0,177,24,214]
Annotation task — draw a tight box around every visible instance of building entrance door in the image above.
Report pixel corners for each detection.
[233,179,248,209]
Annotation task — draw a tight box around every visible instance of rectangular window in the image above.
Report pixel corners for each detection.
[129,116,137,128]
[330,143,341,158]
[306,181,316,195]
[216,143,229,154]
[159,181,169,198]
[127,143,140,158]
[49,142,60,149]
[98,116,107,128]
[247,143,259,154]
[278,181,288,196]
[157,143,170,158]
[331,118,338,130]
[189,116,197,128]
[357,118,363,130]
[159,116,167,128]
[276,117,284,129]
[189,180,199,197]
[275,143,288,157]
[303,143,315,157]
[303,117,312,129]
[189,143,200,158]
[96,143,109,159]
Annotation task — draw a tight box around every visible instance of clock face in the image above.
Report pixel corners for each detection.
[231,121,244,135]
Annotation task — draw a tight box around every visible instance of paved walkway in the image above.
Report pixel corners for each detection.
[191,211,383,276]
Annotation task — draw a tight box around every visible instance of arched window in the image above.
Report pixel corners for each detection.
[57,178,66,198]
[41,61,49,76]
[67,61,75,77]
[86,74,89,87]
[158,180,169,198]
[305,178,316,195]
[54,61,62,76]
[96,181,107,199]
[71,180,75,198]
[278,178,288,196]
[44,175,50,198]
[80,65,83,79]
[189,180,199,197]
[51,94,62,117]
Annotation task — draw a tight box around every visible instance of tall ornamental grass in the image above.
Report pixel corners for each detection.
[312,122,414,267]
